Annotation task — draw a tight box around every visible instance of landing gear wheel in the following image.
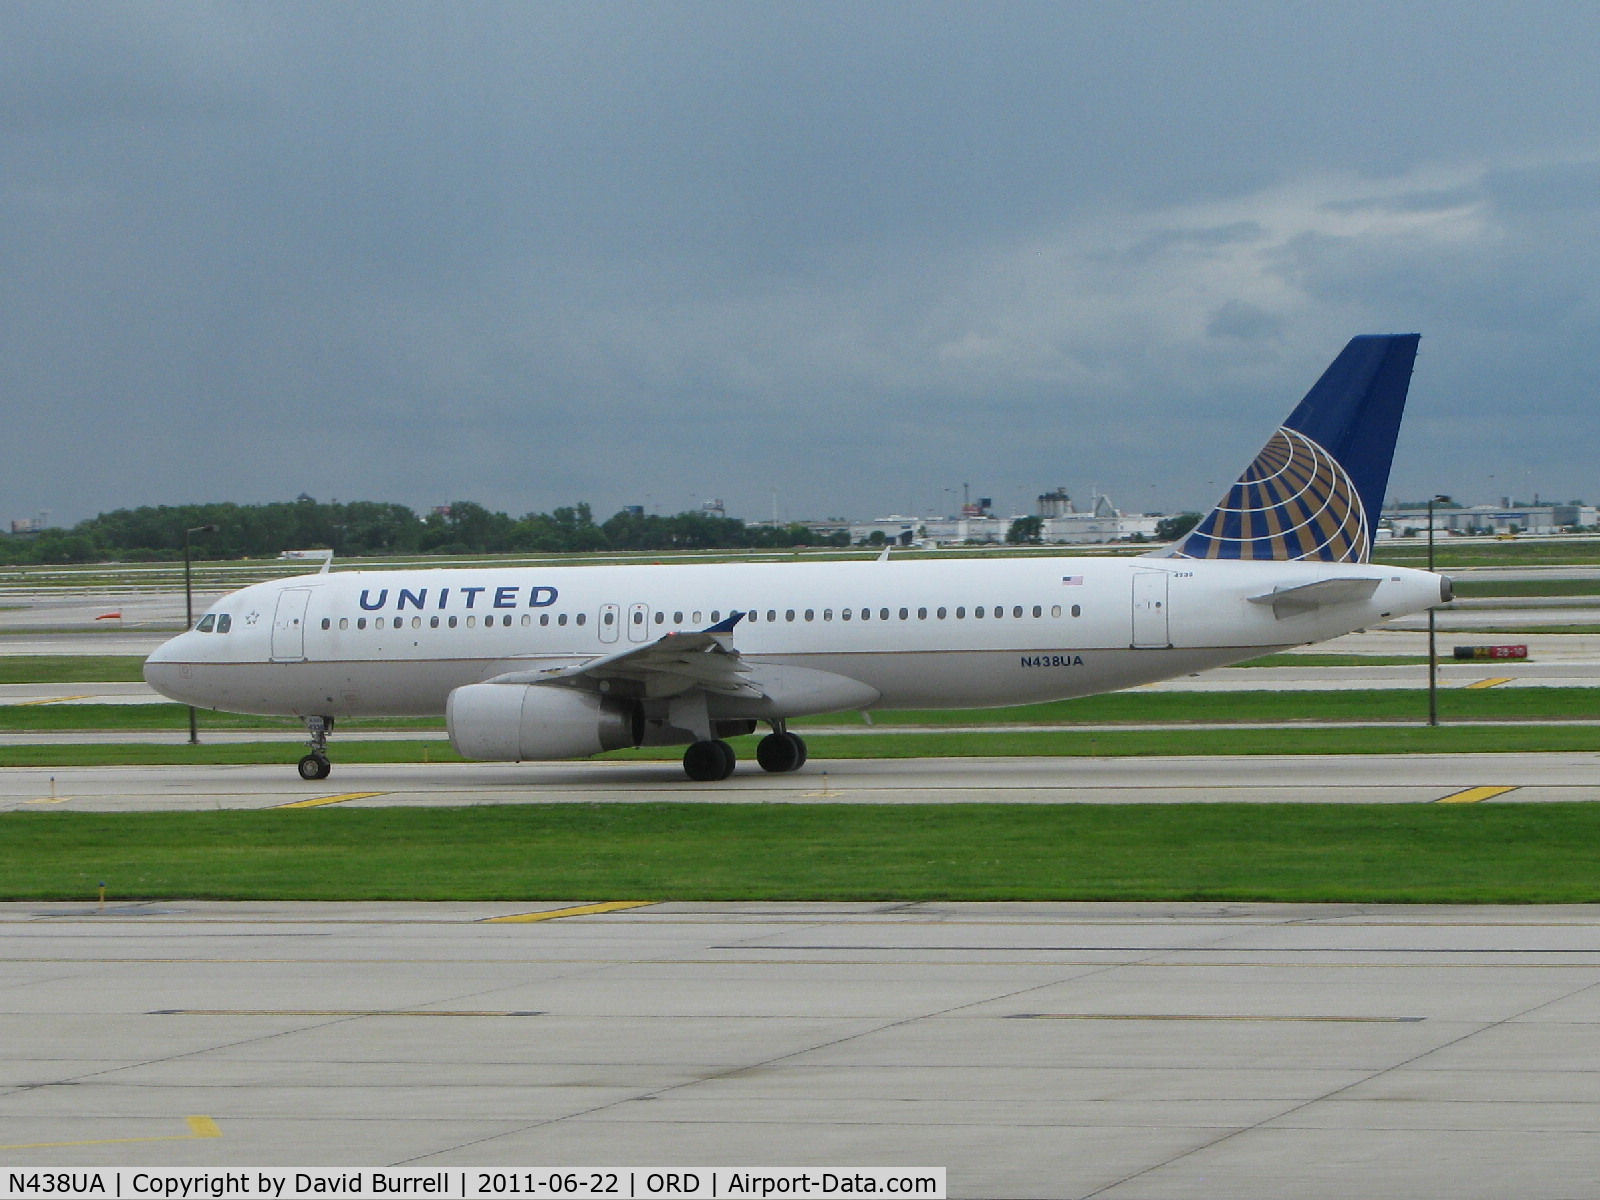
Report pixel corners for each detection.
[756,731,808,773]
[297,754,332,781]
[683,739,736,782]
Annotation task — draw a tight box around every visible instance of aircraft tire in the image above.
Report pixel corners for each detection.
[297,754,332,781]
[683,739,735,782]
[756,732,806,774]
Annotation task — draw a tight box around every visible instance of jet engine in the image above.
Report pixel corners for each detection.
[447,683,641,761]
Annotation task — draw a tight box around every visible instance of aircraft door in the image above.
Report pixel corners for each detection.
[599,603,621,644]
[627,602,651,643]
[271,588,313,661]
[1131,571,1171,649]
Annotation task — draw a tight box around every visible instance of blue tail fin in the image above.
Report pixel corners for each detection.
[1174,334,1420,563]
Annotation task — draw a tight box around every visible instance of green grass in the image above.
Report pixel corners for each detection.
[6,803,1600,903]
[6,689,1595,735]
[0,656,149,683]
[1234,653,1428,667]
[1376,539,1600,568]
[0,704,439,732]
[1452,579,1600,598]
[4,721,1600,768]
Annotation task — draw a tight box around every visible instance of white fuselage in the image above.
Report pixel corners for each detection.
[144,556,1446,719]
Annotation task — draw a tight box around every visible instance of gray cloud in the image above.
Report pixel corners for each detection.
[4,2,1600,527]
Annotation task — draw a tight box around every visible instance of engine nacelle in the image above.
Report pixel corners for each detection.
[447,683,640,762]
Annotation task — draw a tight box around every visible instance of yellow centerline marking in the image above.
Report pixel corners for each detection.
[11,694,94,706]
[483,901,654,923]
[1464,677,1515,689]
[275,791,387,809]
[1436,785,1519,804]
[0,1115,220,1151]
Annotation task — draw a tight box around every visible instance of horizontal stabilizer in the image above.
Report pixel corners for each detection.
[1248,577,1382,619]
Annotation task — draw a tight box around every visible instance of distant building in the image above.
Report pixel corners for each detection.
[8,518,43,534]
[846,491,1159,546]
[1382,502,1598,536]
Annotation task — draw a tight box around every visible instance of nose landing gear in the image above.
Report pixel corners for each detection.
[297,715,333,780]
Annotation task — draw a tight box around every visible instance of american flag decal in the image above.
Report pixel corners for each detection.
[1061,576,1083,585]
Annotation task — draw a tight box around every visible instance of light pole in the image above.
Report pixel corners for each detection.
[1426,495,1451,727]
[183,524,219,745]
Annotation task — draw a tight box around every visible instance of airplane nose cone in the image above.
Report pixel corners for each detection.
[143,636,193,702]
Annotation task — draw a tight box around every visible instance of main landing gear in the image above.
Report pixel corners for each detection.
[297,715,333,781]
[680,725,809,782]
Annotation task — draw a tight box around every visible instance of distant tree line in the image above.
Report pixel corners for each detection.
[0,497,850,564]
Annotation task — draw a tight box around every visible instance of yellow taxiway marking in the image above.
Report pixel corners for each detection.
[151,1008,541,1017]
[275,791,387,809]
[0,1115,220,1151]
[1464,677,1515,689]
[1010,1012,1423,1022]
[1436,785,1519,804]
[482,900,653,923]
[10,694,95,706]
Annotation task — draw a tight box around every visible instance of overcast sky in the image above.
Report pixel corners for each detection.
[4,1,1599,527]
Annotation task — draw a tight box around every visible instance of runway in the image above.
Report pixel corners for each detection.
[4,754,1598,812]
[5,900,1600,1198]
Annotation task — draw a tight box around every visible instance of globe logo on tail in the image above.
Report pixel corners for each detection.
[1176,427,1370,562]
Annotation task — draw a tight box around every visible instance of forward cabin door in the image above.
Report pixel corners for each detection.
[1131,571,1171,649]
[271,588,313,661]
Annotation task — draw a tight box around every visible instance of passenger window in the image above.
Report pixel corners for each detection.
[786,609,795,622]
[823,609,833,621]
[197,614,216,632]
[804,609,814,621]
[339,617,349,630]
[357,618,367,629]
[1032,605,1042,618]
[434,616,443,628]
[917,607,927,619]
[576,613,586,626]
[466,616,476,628]
[448,615,458,628]
[936,607,947,619]
[767,609,777,622]
[693,611,703,623]
[632,611,643,625]
[540,613,550,626]
[558,613,568,626]
[1050,605,1061,618]
[655,612,664,624]
[319,618,330,631]
[411,616,422,629]
[711,610,721,622]
[674,611,684,624]
[518,615,527,627]
[956,607,966,618]
[975,606,985,618]
[604,611,615,625]
[1013,606,1023,618]
[898,608,907,620]
[1071,604,1081,617]
[842,609,852,621]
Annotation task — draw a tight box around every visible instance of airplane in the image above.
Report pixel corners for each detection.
[145,333,1448,783]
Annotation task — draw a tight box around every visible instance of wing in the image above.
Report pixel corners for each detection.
[483,611,758,700]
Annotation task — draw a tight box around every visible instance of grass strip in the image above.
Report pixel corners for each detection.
[4,722,1600,768]
[6,803,1600,903]
[0,656,149,684]
[6,689,1598,734]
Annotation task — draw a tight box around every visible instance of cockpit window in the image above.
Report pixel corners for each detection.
[196,614,216,632]
[216,614,232,633]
